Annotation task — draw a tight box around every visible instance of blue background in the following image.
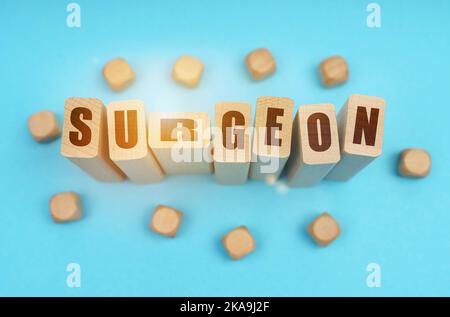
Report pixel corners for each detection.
[1,0,449,296]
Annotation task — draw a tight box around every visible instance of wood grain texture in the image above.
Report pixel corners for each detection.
[49,192,82,223]
[150,205,183,237]
[307,212,340,247]
[172,55,204,88]
[102,58,135,91]
[222,226,256,260]
[319,56,349,87]
[398,148,431,177]
[245,48,276,81]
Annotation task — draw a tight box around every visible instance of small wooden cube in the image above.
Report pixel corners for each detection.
[28,110,60,143]
[307,212,340,246]
[398,148,431,178]
[172,55,204,88]
[245,48,276,80]
[150,205,183,237]
[49,192,82,223]
[319,56,348,87]
[102,58,135,91]
[222,226,256,260]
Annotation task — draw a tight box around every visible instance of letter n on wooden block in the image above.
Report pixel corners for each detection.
[214,102,252,185]
[249,96,294,181]
[61,98,125,182]
[285,104,340,187]
[148,112,213,175]
[326,94,386,181]
[107,100,164,183]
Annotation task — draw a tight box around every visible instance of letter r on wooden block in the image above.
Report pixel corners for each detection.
[214,102,252,185]
[249,96,294,181]
[285,104,340,187]
[326,94,386,181]
[61,98,126,182]
[107,100,164,183]
[148,112,213,175]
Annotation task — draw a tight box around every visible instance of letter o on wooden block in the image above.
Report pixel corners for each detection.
[307,213,340,246]
[398,148,431,178]
[28,110,60,142]
[319,56,349,87]
[150,205,183,237]
[172,55,204,88]
[222,226,256,260]
[102,58,136,91]
[49,192,82,223]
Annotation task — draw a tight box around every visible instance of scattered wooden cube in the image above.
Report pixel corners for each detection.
[307,212,340,246]
[172,55,204,88]
[102,58,135,91]
[28,110,60,143]
[319,56,348,87]
[245,48,276,80]
[398,148,431,177]
[150,205,183,237]
[222,226,256,260]
[49,192,82,223]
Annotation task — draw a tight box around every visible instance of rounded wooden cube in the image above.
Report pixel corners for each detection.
[103,58,136,91]
[150,205,183,237]
[319,56,349,87]
[172,55,204,88]
[307,212,340,246]
[398,148,431,178]
[28,110,60,143]
[222,226,256,260]
[245,48,276,80]
[49,192,82,223]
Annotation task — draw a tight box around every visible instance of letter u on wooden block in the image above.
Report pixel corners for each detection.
[249,96,294,181]
[106,100,164,183]
[213,102,252,185]
[148,112,213,175]
[61,98,126,182]
[285,104,340,187]
[326,94,386,181]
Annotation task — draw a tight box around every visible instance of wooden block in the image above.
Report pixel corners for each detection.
[148,112,213,175]
[245,48,276,80]
[214,102,252,185]
[107,100,164,183]
[398,148,431,177]
[49,192,82,223]
[325,94,386,181]
[102,58,135,91]
[28,110,60,143]
[172,55,204,88]
[249,96,294,181]
[307,212,340,247]
[150,205,183,237]
[319,56,349,87]
[222,226,256,260]
[61,98,126,182]
[285,104,341,187]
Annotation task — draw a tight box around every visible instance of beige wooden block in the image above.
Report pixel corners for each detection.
[307,212,340,247]
[245,48,276,81]
[214,102,252,185]
[150,205,183,237]
[398,148,431,178]
[319,56,349,87]
[148,112,213,175]
[249,96,294,181]
[172,55,204,88]
[103,58,135,91]
[222,226,256,260]
[285,104,341,187]
[28,110,60,143]
[107,100,164,183]
[49,192,82,223]
[326,94,386,181]
[61,98,126,182]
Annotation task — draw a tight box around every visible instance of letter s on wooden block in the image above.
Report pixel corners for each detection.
[285,104,340,187]
[60,98,126,182]
[325,94,386,181]
[148,112,213,175]
[106,100,164,184]
[249,96,294,181]
[213,102,252,185]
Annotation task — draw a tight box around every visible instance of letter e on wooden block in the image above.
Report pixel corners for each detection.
[61,98,125,182]
[249,96,294,181]
[326,94,386,181]
[285,104,340,187]
[214,102,252,185]
[148,112,213,175]
[107,100,164,183]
